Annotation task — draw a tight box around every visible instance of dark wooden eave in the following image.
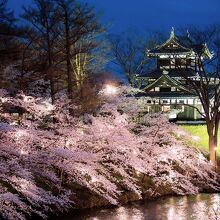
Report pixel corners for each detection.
[143,74,192,93]
[138,68,198,79]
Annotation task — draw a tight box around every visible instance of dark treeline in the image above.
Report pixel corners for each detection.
[0,0,220,126]
[3,0,219,99]
[0,0,110,112]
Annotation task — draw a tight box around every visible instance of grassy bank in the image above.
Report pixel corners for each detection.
[181,125,220,157]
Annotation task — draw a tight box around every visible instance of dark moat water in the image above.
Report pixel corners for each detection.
[56,194,220,220]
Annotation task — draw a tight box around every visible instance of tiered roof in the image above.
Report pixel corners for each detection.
[148,28,212,58]
[144,74,191,92]
[139,68,198,79]
[135,29,213,99]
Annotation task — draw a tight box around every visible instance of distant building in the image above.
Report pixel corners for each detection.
[136,28,213,120]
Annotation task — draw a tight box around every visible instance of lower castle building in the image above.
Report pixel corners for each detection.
[135,29,213,120]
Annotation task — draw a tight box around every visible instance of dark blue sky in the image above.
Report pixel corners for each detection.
[8,0,220,35]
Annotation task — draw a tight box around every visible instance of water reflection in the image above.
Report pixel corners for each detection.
[58,194,220,220]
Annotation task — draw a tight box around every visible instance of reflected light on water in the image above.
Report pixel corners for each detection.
[175,196,188,220]
[192,195,207,220]
[116,206,145,220]
[116,206,128,220]
[55,194,220,220]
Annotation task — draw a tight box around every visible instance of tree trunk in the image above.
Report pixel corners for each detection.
[207,120,218,169]
[46,18,55,104]
[214,118,219,149]
[64,9,74,100]
[209,134,216,168]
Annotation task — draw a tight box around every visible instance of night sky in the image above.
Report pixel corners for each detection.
[8,0,220,35]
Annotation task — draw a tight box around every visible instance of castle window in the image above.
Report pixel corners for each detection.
[160,87,171,92]
[175,59,186,67]
[186,59,192,66]
[188,99,194,104]
[169,43,178,48]
[158,59,170,67]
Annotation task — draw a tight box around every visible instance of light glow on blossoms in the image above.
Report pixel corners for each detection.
[192,136,200,141]
[90,176,97,183]
[136,170,141,176]
[23,95,33,102]
[105,84,117,95]
[15,130,28,140]
[40,100,54,113]
[46,104,54,112]
[169,171,176,179]
[23,96,28,102]
[198,153,205,161]
[65,140,70,148]
[20,182,29,190]
[20,149,29,155]
[0,97,7,103]
[133,150,138,155]
[10,121,17,125]
[176,130,187,138]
